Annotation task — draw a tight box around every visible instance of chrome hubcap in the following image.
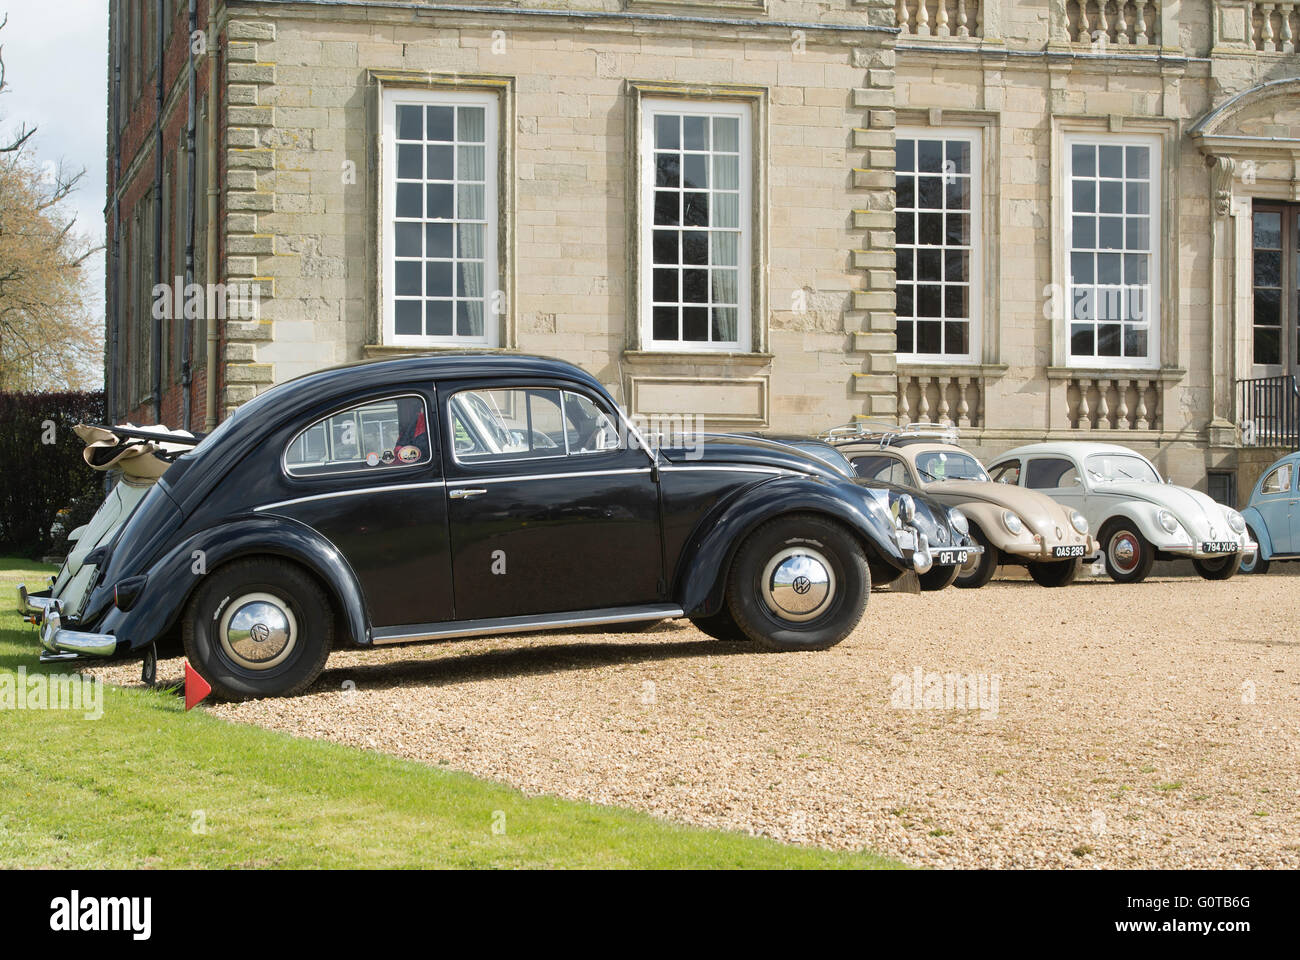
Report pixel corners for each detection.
[1110,532,1138,573]
[761,547,835,622]
[219,592,296,671]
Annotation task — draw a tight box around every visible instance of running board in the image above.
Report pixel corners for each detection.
[370,604,684,646]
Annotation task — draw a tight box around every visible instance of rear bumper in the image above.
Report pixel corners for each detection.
[37,604,120,661]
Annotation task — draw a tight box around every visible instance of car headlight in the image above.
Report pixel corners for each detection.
[1070,510,1088,535]
[1156,509,1179,534]
[1001,510,1023,536]
[948,507,969,538]
[1226,509,1246,535]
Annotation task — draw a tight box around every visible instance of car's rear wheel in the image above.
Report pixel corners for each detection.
[726,514,869,652]
[1240,526,1269,575]
[182,558,333,701]
[689,608,749,642]
[954,524,996,589]
[1193,553,1242,580]
[1100,520,1155,584]
[918,563,960,591]
[1027,557,1080,588]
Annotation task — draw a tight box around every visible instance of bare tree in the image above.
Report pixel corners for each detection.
[0,14,103,390]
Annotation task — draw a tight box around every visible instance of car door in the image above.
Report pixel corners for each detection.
[1023,456,1090,526]
[1257,460,1296,555]
[276,390,454,628]
[441,381,663,621]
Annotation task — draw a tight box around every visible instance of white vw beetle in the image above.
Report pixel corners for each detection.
[986,442,1256,583]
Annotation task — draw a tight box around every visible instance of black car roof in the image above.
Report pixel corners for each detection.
[278,351,606,395]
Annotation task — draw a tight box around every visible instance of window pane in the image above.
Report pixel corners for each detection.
[712,116,739,152]
[683,307,709,340]
[397,105,422,140]
[287,396,427,476]
[425,300,453,337]
[426,106,454,141]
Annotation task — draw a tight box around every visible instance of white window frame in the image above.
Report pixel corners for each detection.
[381,87,500,348]
[894,126,983,364]
[639,97,753,353]
[1062,132,1161,370]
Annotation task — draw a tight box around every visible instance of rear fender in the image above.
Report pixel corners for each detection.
[95,516,370,650]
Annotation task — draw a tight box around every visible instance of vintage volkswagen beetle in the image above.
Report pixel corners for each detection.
[1239,450,1300,575]
[987,442,1256,583]
[827,424,1095,588]
[36,353,949,699]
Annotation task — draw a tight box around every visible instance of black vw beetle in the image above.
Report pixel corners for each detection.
[39,354,972,699]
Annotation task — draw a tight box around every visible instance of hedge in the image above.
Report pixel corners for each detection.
[0,391,106,557]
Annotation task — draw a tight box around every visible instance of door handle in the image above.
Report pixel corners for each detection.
[449,488,487,500]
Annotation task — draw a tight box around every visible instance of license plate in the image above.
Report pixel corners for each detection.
[936,549,969,566]
[1052,544,1086,558]
[1201,541,1238,554]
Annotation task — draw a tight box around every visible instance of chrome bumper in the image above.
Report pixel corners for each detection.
[896,529,982,575]
[37,603,119,662]
[17,582,58,622]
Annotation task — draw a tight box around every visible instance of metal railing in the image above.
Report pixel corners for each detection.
[1237,374,1300,448]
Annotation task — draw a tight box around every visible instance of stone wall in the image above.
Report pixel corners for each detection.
[216,0,899,432]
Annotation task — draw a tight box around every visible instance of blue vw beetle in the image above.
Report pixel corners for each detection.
[1240,451,1300,574]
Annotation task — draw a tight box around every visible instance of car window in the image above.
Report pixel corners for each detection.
[914,450,988,483]
[1084,453,1160,484]
[450,387,620,463]
[989,460,1021,485]
[285,395,430,477]
[852,454,910,486]
[1025,457,1080,490]
[1261,463,1294,495]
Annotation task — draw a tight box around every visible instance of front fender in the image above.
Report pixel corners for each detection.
[1240,505,1275,560]
[93,516,370,650]
[672,476,905,617]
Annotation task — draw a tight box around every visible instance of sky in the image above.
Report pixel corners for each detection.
[1,0,109,332]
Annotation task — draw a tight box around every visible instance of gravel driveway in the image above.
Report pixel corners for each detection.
[86,574,1300,868]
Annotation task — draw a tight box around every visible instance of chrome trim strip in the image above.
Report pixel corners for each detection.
[658,464,793,476]
[372,603,684,645]
[254,480,448,512]
[445,467,653,487]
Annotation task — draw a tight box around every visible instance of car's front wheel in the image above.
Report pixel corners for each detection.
[182,558,334,701]
[1240,526,1269,575]
[726,514,869,652]
[1193,554,1242,580]
[918,563,960,591]
[1099,520,1155,584]
[1027,558,1080,587]
[954,524,996,589]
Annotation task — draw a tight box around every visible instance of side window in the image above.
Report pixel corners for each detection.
[1025,457,1080,490]
[285,396,430,477]
[1261,463,1294,495]
[852,455,909,486]
[450,387,621,463]
[990,460,1021,485]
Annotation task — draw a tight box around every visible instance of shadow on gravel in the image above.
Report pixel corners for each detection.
[312,623,759,692]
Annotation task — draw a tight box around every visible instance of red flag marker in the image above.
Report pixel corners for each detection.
[184,661,212,711]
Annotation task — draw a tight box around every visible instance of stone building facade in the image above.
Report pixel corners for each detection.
[106,0,900,438]
[893,0,1300,499]
[106,1,1300,503]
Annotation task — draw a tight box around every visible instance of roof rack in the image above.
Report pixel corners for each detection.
[818,420,960,447]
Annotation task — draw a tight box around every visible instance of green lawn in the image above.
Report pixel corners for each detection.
[0,559,901,869]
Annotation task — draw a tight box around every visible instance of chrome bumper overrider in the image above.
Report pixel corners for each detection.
[37,603,119,661]
[17,582,58,622]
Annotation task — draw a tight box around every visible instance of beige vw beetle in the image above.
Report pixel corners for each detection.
[825,424,1097,588]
